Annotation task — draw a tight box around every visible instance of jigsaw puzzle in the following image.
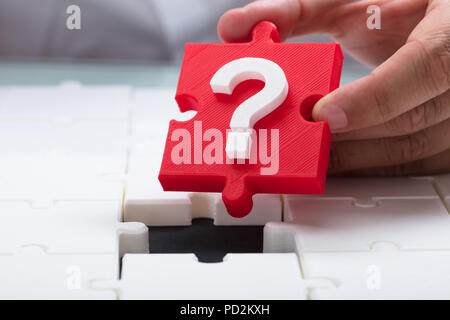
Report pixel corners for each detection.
[159,21,343,217]
[1,77,450,300]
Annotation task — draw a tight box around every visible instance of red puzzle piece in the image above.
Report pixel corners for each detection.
[159,21,343,218]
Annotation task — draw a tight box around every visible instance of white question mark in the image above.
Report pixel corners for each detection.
[210,57,289,160]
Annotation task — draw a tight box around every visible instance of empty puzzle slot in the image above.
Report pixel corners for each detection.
[148,218,263,263]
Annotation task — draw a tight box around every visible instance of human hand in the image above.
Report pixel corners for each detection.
[218,0,450,176]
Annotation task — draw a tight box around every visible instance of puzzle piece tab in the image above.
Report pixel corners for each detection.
[159,21,343,217]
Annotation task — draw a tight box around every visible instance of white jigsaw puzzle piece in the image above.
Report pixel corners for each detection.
[266,198,450,252]
[0,120,128,165]
[0,201,148,256]
[0,245,117,300]
[125,88,282,226]
[264,178,450,252]
[0,82,131,122]
[301,244,450,300]
[131,88,196,138]
[92,253,327,300]
[125,134,193,225]
[0,120,129,206]
[126,89,195,225]
[208,193,282,226]
[293,177,440,206]
[0,164,124,207]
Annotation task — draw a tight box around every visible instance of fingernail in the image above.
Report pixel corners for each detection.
[316,104,348,132]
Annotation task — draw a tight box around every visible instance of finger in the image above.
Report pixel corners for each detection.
[333,89,450,141]
[217,0,344,43]
[328,118,450,173]
[218,0,301,42]
[313,13,450,132]
[329,148,450,177]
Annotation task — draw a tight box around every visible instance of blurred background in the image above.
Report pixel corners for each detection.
[0,0,371,86]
